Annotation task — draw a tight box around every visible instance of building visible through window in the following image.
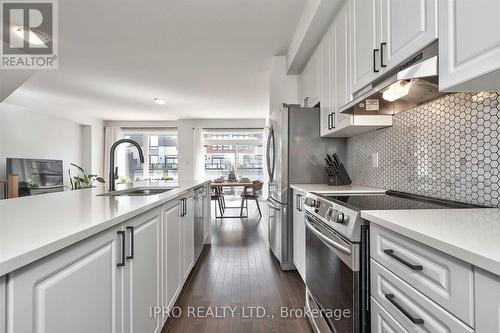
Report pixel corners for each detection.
[119,130,178,183]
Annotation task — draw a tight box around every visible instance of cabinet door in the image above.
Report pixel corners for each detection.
[7,227,123,333]
[182,196,195,281]
[163,201,181,309]
[124,208,162,333]
[381,0,437,72]
[475,268,500,333]
[334,2,353,128]
[319,32,333,136]
[439,0,500,91]
[0,276,5,333]
[306,50,320,107]
[351,0,381,93]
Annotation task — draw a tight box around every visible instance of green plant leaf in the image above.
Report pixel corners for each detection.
[70,163,85,173]
[96,177,105,183]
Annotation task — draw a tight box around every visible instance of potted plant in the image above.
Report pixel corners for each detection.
[68,163,105,190]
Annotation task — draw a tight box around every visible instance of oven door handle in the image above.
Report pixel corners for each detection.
[305,216,352,255]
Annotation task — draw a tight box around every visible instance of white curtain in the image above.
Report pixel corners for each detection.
[193,128,205,181]
[103,127,123,183]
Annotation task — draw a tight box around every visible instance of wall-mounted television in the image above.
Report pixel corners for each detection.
[6,158,64,197]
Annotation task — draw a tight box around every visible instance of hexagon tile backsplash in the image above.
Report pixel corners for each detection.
[346,91,500,207]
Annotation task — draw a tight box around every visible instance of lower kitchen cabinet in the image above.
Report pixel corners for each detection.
[162,199,182,313]
[292,189,306,281]
[3,187,204,333]
[475,268,500,333]
[6,224,124,333]
[0,276,5,333]
[123,208,162,333]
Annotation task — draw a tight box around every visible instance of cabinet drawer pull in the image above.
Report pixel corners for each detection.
[117,230,126,267]
[373,49,380,72]
[327,113,332,130]
[385,294,424,325]
[126,226,134,260]
[380,42,387,67]
[384,249,423,270]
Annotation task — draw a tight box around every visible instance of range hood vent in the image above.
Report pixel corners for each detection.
[341,42,446,115]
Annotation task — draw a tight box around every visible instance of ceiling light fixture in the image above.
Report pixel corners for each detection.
[12,26,50,46]
[154,98,167,105]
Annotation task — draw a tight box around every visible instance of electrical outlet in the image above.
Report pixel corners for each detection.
[372,152,379,168]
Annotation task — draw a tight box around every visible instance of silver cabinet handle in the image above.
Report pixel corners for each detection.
[305,216,351,255]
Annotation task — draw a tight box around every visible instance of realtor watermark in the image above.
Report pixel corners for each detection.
[1,0,58,69]
[150,305,351,321]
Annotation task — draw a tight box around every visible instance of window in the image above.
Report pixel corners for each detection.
[203,130,264,181]
[119,129,178,182]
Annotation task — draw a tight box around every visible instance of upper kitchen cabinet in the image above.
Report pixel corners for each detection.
[351,0,437,94]
[380,0,437,72]
[319,31,333,136]
[333,2,353,133]
[302,49,320,107]
[439,0,500,91]
[351,0,381,93]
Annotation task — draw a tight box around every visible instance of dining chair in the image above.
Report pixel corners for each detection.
[239,180,263,218]
[211,186,224,218]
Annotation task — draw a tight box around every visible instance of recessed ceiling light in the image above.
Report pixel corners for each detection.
[154,98,167,105]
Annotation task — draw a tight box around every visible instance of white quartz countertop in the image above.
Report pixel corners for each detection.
[290,184,386,194]
[362,209,500,276]
[0,180,209,276]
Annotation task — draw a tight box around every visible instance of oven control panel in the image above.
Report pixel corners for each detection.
[304,193,360,242]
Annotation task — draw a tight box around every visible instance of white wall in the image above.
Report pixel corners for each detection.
[0,102,104,197]
[269,56,299,114]
[177,118,266,182]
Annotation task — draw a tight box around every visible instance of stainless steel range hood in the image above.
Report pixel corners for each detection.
[341,42,445,115]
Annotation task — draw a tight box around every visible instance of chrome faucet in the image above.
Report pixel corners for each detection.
[109,139,145,191]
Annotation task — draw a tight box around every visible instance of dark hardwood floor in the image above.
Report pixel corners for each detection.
[162,199,313,333]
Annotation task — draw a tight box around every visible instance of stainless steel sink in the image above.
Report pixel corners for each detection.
[98,187,174,197]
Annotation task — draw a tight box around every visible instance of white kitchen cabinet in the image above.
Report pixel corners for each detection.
[475,268,500,333]
[351,0,437,94]
[6,226,124,333]
[292,190,306,281]
[181,195,195,281]
[380,0,437,73]
[351,0,381,93]
[439,0,500,91]
[0,276,5,333]
[333,2,353,133]
[163,200,182,311]
[319,32,333,137]
[306,49,320,107]
[123,208,162,333]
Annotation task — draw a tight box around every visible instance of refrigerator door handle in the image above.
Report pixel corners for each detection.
[266,125,275,182]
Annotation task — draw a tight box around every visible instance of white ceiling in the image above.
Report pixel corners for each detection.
[3,0,305,121]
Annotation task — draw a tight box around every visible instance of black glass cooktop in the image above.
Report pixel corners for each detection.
[323,190,485,211]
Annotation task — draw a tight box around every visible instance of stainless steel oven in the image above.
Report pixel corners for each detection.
[305,211,361,332]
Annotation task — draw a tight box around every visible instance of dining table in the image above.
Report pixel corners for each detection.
[210,182,254,218]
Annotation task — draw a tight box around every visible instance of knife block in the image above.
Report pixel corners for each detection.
[326,164,352,186]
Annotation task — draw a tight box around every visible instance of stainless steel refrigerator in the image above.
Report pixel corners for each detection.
[266,104,345,270]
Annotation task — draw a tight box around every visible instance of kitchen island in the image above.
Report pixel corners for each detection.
[0,180,210,333]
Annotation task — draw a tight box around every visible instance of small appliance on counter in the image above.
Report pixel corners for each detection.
[6,158,64,197]
[325,153,351,186]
